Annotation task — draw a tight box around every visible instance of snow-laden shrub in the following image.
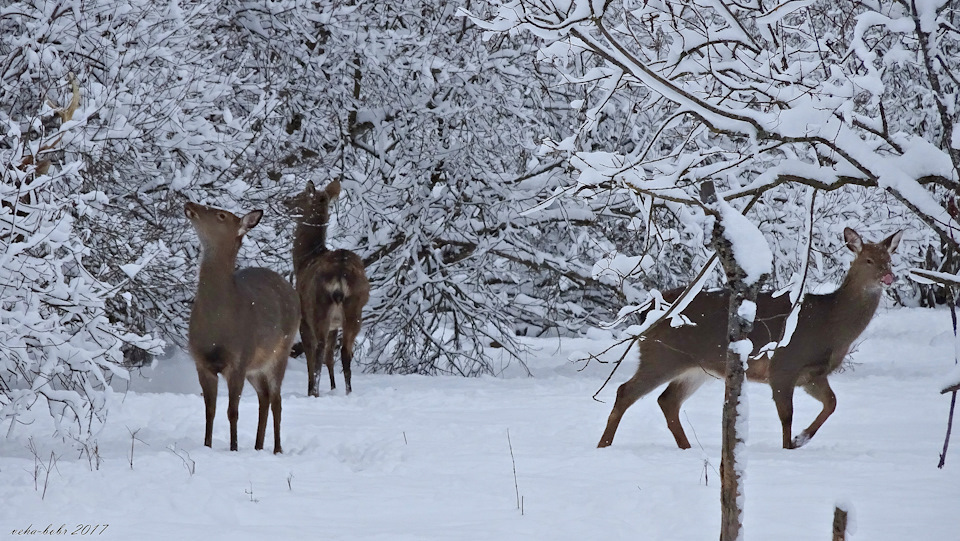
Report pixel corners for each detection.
[1,126,160,441]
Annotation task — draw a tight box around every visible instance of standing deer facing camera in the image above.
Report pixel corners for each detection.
[598,227,903,450]
[285,179,370,396]
[185,202,300,453]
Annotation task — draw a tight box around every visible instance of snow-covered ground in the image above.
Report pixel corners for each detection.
[2,307,958,540]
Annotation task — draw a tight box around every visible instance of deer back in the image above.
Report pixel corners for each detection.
[297,249,370,328]
[643,227,902,382]
[645,288,791,379]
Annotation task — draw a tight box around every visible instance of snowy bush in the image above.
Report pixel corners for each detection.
[474,0,956,313]
[7,0,951,387]
[1,0,638,376]
[0,117,159,442]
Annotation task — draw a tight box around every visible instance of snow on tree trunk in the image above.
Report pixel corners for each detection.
[702,182,771,541]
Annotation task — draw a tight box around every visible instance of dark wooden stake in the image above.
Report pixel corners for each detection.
[832,506,848,541]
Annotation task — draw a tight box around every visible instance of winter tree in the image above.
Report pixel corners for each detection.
[2,0,643,381]
[474,0,960,536]
[0,74,160,443]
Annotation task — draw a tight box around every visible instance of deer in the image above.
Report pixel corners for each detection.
[597,227,903,450]
[184,202,301,453]
[284,179,370,396]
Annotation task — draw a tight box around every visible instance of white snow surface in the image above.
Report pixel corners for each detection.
[2,308,959,539]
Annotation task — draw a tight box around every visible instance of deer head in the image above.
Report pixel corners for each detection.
[184,203,263,256]
[843,227,903,288]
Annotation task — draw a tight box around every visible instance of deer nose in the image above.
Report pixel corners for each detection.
[882,272,894,285]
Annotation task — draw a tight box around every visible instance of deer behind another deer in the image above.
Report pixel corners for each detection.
[598,227,903,450]
[184,203,300,453]
[285,180,370,396]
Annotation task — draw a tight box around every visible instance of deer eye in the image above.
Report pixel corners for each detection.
[217,212,227,222]
[866,258,874,264]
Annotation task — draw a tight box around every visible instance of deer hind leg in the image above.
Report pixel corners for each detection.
[301,320,319,397]
[793,376,837,448]
[657,370,710,449]
[196,366,218,448]
[340,307,363,394]
[598,347,689,448]
[323,329,338,391]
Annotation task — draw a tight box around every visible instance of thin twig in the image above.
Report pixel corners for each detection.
[939,391,956,469]
[939,292,960,468]
[128,428,147,470]
[167,444,196,476]
[507,429,520,512]
[42,451,59,501]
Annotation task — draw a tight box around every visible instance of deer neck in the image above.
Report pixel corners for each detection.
[193,244,240,315]
[293,207,329,270]
[822,267,883,339]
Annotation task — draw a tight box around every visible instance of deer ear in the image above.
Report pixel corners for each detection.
[239,210,263,235]
[884,230,903,254]
[184,203,198,220]
[325,179,342,200]
[305,180,316,195]
[843,227,862,254]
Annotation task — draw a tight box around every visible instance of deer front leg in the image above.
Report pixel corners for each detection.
[270,390,283,454]
[197,367,218,448]
[226,372,244,451]
[794,376,837,448]
[270,355,286,454]
[771,379,797,449]
[249,376,270,451]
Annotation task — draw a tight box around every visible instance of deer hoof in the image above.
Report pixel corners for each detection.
[791,433,811,448]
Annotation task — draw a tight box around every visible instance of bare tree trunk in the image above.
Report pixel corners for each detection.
[701,181,765,541]
[718,294,748,541]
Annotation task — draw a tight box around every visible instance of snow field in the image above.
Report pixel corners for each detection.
[1,308,958,540]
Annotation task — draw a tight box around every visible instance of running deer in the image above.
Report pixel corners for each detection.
[598,228,903,450]
[185,203,300,453]
[285,179,370,396]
